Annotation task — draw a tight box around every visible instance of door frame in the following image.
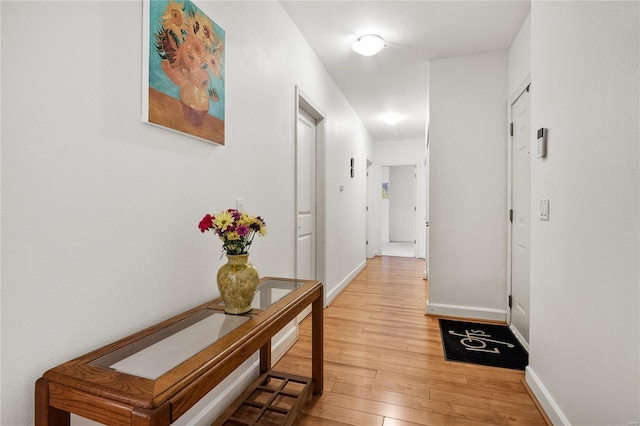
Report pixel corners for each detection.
[295,86,326,287]
[366,158,375,259]
[424,134,430,279]
[506,75,531,349]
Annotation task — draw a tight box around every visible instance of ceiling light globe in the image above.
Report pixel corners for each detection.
[352,34,387,56]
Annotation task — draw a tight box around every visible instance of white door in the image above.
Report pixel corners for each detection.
[296,107,316,280]
[510,84,531,345]
[425,140,430,279]
[366,159,374,258]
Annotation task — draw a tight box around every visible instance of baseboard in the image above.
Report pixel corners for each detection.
[169,356,259,425]
[270,321,298,365]
[525,366,570,426]
[326,259,366,305]
[508,323,529,352]
[426,301,506,322]
[522,378,553,426]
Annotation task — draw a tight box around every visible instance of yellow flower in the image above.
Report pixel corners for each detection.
[208,48,223,78]
[186,11,216,51]
[213,210,233,231]
[175,36,210,88]
[226,232,240,241]
[161,0,186,38]
[237,214,250,225]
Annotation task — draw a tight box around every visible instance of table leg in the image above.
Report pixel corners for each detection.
[35,378,70,426]
[131,402,170,426]
[311,293,324,395]
[260,341,271,375]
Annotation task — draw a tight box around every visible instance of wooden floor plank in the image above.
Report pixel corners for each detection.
[274,256,548,425]
[331,382,545,426]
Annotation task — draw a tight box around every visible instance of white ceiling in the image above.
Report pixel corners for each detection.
[280,1,531,141]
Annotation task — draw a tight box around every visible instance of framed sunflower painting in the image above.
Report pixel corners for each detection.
[142,0,225,145]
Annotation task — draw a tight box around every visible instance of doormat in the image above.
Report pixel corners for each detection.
[438,319,528,370]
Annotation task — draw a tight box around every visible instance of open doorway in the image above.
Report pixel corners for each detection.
[380,165,417,257]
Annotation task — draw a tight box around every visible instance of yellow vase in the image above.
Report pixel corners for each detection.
[217,254,259,314]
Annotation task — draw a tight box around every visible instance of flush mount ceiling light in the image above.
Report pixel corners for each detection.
[352,34,387,56]
[382,113,403,125]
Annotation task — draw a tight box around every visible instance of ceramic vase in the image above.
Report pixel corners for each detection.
[217,254,259,314]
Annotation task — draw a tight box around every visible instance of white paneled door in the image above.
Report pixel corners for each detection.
[510,83,531,346]
[296,107,317,281]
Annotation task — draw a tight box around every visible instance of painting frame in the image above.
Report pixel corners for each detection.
[382,182,389,199]
[142,0,225,145]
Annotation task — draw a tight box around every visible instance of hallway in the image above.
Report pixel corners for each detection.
[275,256,547,425]
[381,242,415,258]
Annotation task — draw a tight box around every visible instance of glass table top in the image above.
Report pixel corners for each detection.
[108,312,248,379]
[216,279,307,310]
[90,279,308,380]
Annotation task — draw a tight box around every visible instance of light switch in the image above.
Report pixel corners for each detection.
[540,199,549,221]
[236,198,245,211]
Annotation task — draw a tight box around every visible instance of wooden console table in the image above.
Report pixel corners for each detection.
[35,277,323,425]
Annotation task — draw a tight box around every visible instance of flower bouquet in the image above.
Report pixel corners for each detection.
[198,208,267,256]
[198,209,266,314]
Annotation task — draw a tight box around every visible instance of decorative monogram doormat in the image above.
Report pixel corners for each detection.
[438,319,528,370]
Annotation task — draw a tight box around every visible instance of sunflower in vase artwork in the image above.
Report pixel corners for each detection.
[154,0,224,126]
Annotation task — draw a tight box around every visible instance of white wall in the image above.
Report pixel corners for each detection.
[427,51,508,321]
[0,1,373,424]
[373,138,427,257]
[508,13,531,97]
[527,2,639,424]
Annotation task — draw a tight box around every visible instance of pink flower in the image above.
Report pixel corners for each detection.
[236,225,249,237]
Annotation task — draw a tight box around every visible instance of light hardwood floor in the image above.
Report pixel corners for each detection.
[274,256,548,426]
